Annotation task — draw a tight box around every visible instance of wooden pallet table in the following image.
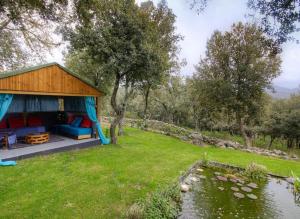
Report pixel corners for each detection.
[25,132,49,144]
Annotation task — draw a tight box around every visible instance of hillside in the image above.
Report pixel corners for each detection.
[267,85,299,99]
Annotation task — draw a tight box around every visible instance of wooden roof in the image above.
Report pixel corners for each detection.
[0,63,103,97]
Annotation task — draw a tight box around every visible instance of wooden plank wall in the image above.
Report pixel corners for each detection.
[0,65,102,96]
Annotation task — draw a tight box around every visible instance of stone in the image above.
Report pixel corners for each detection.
[231,187,239,192]
[190,177,199,182]
[216,176,228,182]
[247,183,258,189]
[216,141,226,147]
[214,172,221,176]
[224,140,241,149]
[196,168,204,172]
[233,192,245,199]
[189,133,203,140]
[291,154,298,159]
[218,186,225,191]
[230,178,238,183]
[247,194,258,200]
[181,136,189,141]
[241,187,252,193]
[181,184,189,192]
[199,175,206,179]
[237,183,244,187]
[237,179,245,184]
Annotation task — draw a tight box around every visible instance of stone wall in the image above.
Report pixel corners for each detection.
[103,117,298,160]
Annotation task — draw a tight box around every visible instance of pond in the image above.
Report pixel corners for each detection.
[179,165,300,219]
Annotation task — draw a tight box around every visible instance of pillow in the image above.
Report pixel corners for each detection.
[8,116,25,129]
[0,119,7,129]
[66,113,74,124]
[28,115,43,127]
[71,117,83,127]
[80,115,93,128]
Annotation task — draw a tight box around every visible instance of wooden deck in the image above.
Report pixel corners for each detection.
[0,135,100,161]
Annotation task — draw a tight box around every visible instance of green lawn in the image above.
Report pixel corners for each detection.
[1,128,300,218]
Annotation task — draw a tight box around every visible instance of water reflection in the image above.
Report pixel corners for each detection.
[179,167,300,219]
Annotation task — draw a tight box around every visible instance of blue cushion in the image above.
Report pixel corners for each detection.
[71,117,82,127]
[15,126,46,137]
[56,124,92,136]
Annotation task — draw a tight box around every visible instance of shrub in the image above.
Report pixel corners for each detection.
[125,184,181,219]
[126,203,144,219]
[244,162,268,180]
[291,171,300,195]
[201,152,209,166]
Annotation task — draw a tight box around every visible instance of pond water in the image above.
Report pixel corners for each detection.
[179,166,300,219]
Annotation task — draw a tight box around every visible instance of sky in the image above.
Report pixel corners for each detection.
[48,0,300,89]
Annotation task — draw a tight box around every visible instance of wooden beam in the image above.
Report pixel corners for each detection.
[0,90,102,97]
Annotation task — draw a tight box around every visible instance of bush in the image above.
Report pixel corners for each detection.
[291,171,300,195]
[126,203,144,219]
[201,152,209,166]
[244,162,268,180]
[126,184,181,219]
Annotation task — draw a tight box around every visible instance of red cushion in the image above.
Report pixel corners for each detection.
[66,113,75,124]
[80,115,93,128]
[28,116,43,127]
[0,119,7,129]
[8,116,25,129]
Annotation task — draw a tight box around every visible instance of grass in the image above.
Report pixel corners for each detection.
[1,127,300,218]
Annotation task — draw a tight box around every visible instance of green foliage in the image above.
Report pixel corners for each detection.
[201,152,209,166]
[248,0,300,44]
[193,22,281,146]
[0,0,67,70]
[126,184,181,219]
[65,0,179,143]
[262,94,300,149]
[244,162,268,180]
[291,171,300,195]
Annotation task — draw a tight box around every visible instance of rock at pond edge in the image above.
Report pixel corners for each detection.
[181,184,189,192]
[241,187,252,193]
[247,194,258,200]
[233,192,245,199]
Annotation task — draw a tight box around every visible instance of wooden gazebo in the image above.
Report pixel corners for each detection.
[0,63,107,160]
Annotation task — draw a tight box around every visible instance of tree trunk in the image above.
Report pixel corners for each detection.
[110,74,121,144]
[268,136,274,149]
[238,116,251,147]
[118,117,124,136]
[117,78,132,136]
[143,85,151,128]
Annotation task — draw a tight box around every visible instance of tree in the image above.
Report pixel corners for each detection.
[195,22,281,147]
[190,0,300,44]
[138,0,182,126]
[263,94,300,149]
[0,0,67,70]
[248,0,300,44]
[65,50,113,93]
[64,0,171,144]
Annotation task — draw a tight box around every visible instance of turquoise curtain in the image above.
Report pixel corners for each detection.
[85,96,110,145]
[0,94,13,121]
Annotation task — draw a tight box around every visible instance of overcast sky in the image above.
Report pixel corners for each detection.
[48,0,300,89]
